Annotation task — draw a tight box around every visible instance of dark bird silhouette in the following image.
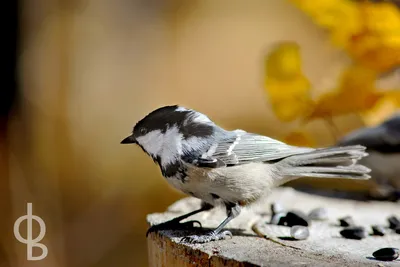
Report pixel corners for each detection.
[337,113,400,201]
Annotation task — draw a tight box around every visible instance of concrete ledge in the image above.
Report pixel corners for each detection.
[147,187,400,266]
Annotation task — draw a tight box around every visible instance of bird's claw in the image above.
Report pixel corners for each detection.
[146,220,202,237]
[180,230,233,244]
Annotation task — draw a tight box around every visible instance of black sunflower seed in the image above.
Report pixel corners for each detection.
[270,212,287,225]
[396,226,400,234]
[340,226,367,240]
[372,247,399,261]
[388,215,400,229]
[371,225,385,236]
[338,216,354,227]
[284,211,310,227]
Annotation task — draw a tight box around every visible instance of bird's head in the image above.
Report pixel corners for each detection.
[121,105,216,168]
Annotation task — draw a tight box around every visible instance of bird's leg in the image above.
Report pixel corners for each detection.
[146,202,213,237]
[180,203,241,244]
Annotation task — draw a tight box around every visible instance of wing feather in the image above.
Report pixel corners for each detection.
[196,130,314,167]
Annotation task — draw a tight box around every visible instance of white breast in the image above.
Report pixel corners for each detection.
[166,162,279,206]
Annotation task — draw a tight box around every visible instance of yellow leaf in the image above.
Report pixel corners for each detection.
[348,33,400,73]
[338,64,377,93]
[360,89,400,126]
[289,0,363,47]
[361,2,400,35]
[306,65,384,120]
[265,42,302,80]
[289,0,400,73]
[346,2,400,73]
[264,42,313,122]
[386,90,400,106]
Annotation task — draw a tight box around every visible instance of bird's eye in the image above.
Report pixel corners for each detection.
[139,127,147,135]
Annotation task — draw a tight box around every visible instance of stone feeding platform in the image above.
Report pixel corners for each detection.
[147,187,400,267]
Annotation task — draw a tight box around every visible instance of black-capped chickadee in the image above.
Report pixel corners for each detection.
[337,113,400,200]
[121,105,371,243]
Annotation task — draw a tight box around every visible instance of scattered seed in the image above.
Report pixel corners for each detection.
[278,215,287,226]
[340,226,367,240]
[284,211,310,227]
[308,207,328,221]
[371,225,385,236]
[290,226,309,240]
[372,247,399,261]
[271,202,284,216]
[212,247,220,255]
[339,216,355,227]
[388,215,400,229]
[270,212,287,225]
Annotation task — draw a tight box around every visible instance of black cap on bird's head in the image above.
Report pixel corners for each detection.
[120,104,215,150]
[121,105,186,145]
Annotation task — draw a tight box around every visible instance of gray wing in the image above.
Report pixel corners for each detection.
[194,130,314,167]
[337,114,400,153]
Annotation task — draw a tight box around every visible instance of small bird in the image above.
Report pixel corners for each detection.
[121,105,371,243]
[337,113,400,200]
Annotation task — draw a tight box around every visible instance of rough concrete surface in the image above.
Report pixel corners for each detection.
[147,187,400,266]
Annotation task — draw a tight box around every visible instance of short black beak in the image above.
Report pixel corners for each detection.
[120,135,137,144]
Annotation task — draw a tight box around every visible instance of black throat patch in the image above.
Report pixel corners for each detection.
[161,160,187,183]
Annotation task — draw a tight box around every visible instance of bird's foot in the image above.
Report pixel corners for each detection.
[146,219,202,237]
[180,230,232,244]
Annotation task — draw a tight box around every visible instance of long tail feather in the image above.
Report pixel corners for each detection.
[278,145,371,180]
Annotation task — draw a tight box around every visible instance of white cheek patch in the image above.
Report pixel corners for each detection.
[137,126,185,168]
[136,130,164,156]
[160,126,183,167]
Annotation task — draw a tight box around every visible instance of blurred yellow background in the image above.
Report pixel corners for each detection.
[1,0,399,266]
